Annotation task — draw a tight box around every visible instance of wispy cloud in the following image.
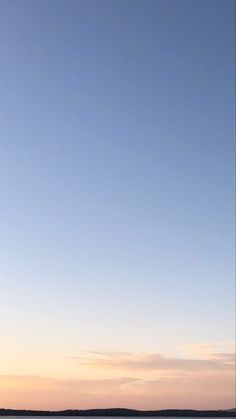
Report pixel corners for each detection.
[180,341,236,356]
[76,350,235,373]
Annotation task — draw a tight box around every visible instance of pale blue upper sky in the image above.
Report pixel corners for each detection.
[0,0,235,359]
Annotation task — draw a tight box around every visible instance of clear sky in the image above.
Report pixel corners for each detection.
[0,0,235,411]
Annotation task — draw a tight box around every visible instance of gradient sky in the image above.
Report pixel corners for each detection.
[0,0,235,411]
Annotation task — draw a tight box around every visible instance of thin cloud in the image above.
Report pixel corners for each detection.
[180,341,236,356]
[77,351,235,373]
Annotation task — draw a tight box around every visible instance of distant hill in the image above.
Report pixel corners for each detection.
[0,408,235,417]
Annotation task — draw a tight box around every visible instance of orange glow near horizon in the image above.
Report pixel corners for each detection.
[0,346,235,411]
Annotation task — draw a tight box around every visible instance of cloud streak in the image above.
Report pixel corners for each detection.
[77,350,235,374]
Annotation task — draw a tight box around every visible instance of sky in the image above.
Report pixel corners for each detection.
[0,0,235,411]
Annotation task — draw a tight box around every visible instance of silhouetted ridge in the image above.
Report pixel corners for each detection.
[0,408,235,417]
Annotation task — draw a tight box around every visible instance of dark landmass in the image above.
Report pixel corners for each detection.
[0,408,235,417]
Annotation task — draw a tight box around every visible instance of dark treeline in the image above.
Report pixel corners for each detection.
[0,408,235,417]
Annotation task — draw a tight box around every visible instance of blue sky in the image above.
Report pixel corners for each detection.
[0,0,235,409]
